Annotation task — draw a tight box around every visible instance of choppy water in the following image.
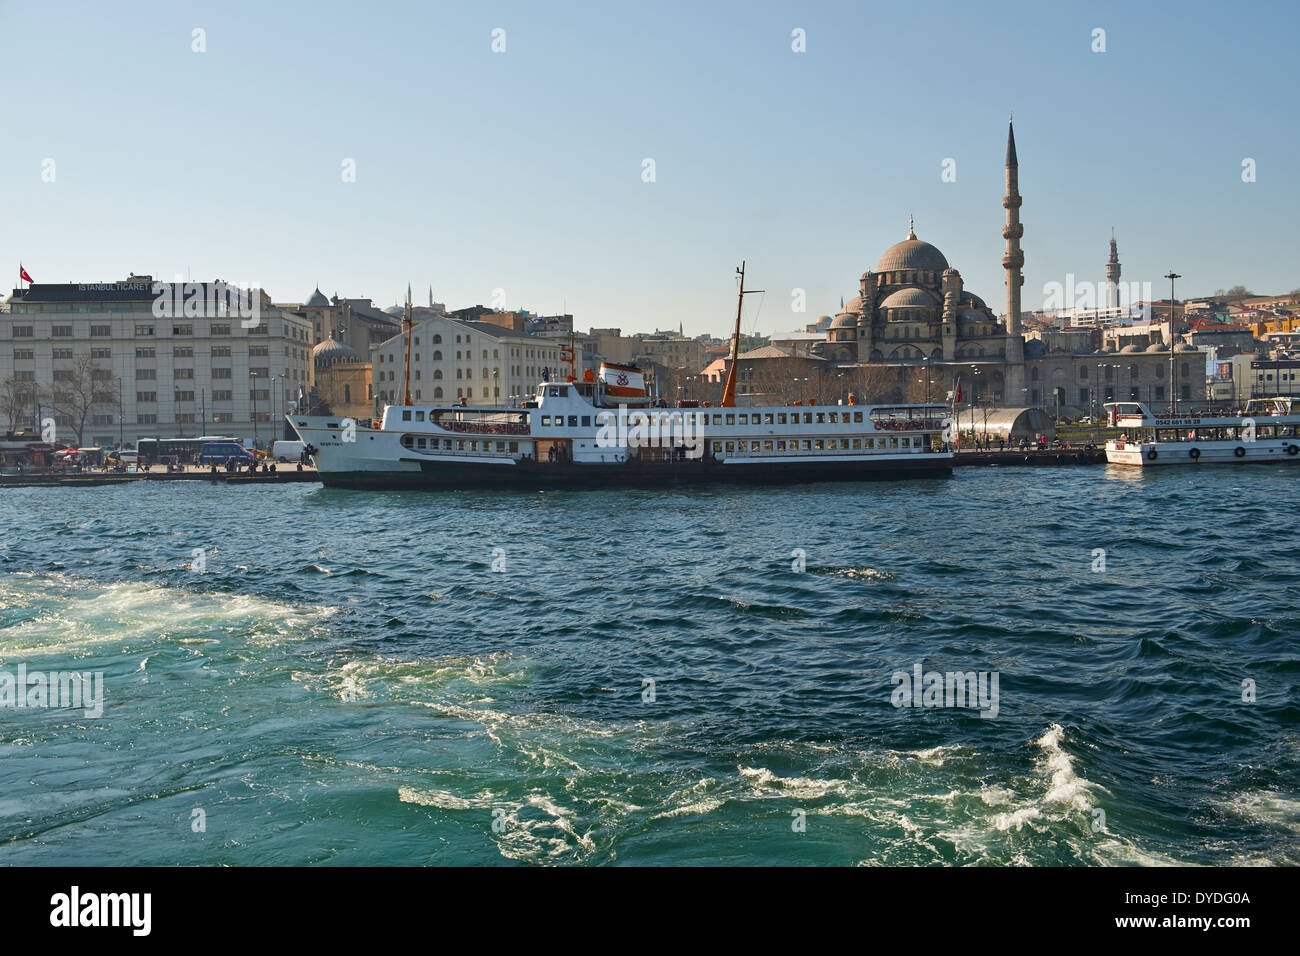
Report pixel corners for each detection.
[1,465,1297,865]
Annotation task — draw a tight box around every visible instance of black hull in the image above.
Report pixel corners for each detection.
[319,457,952,491]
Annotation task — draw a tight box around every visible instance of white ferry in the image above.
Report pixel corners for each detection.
[1103,398,1300,467]
[291,265,953,491]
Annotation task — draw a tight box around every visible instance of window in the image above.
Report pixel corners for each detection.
[211,324,230,335]
[52,325,73,337]
[249,367,269,378]
[249,389,269,401]
[212,368,231,378]
[174,368,194,379]
[135,325,154,336]
[136,414,157,424]
[137,391,157,402]
[173,346,193,357]
[136,368,157,379]
[13,348,33,360]
[52,348,73,359]
[13,326,33,337]
[249,346,269,357]
[90,325,111,337]
[1079,366,1088,380]
[212,390,232,401]
[174,390,195,402]
[172,325,193,336]
[212,346,231,357]
[92,348,111,359]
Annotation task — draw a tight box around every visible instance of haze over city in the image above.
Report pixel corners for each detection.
[3,0,1296,335]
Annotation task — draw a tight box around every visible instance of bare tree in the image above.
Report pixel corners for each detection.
[47,355,119,446]
[0,377,44,435]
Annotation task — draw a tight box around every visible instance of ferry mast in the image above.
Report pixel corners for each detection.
[720,261,763,408]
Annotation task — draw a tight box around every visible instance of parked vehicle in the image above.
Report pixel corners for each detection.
[271,440,306,462]
[197,442,254,465]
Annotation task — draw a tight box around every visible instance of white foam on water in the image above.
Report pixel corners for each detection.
[738,765,856,800]
[0,572,327,656]
[1223,790,1300,834]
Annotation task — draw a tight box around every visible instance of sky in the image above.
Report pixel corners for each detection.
[3,0,1298,337]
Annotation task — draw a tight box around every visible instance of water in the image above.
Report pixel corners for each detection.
[1,465,1297,865]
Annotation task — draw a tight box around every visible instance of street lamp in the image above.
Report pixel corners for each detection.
[1165,271,1181,415]
[250,371,259,448]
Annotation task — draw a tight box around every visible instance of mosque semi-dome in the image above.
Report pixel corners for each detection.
[829,312,859,330]
[305,286,331,308]
[1120,344,1143,353]
[879,287,941,309]
[1145,342,1169,353]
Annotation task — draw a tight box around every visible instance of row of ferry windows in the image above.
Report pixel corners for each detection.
[718,411,866,425]
[715,437,918,452]
[402,436,519,453]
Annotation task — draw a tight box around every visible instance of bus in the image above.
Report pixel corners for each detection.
[137,436,242,464]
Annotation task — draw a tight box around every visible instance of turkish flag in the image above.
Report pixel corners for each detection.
[956,386,963,403]
[19,264,33,283]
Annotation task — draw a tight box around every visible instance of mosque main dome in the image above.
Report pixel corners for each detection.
[874,237,950,274]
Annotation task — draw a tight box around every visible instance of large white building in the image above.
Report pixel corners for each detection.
[370,315,565,408]
[1,277,312,447]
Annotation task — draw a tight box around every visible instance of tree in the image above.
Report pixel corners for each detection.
[47,355,119,446]
[0,377,43,435]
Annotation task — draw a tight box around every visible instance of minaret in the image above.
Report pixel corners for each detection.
[1002,116,1025,386]
[1105,231,1121,309]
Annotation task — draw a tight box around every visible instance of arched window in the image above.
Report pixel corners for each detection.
[432,334,442,344]
[433,369,442,379]
[344,384,351,403]
[433,350,442,360]
[434,387,443,399]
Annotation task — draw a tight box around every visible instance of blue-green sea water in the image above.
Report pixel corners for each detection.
[1,465,1297,865]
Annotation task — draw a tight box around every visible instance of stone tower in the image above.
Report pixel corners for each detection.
[1002,117,1025,386]
[1106,231,1121,309]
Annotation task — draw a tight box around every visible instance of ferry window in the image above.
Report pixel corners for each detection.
[854,412,864,423]
[815,413,825,424]
[828,413,837,423]
[901,438,910,448]
[497,442,505,452]
[802,439,812,450]
[777,413,788,425]
[568,416,578,427]
[776,440,786,451]
[402,410,412,421]
[762,414,772,424]
[751,441,760,451]
[840,439,849,449]
[713,414,723,426]
[416,438,426,448]
[713,442,722,453]
[457,440,465,450]
[852,439,862,449]
[444,440,452,449]
[541,416,550,425]
[581,416,591,427]
[725,442,734,452]
[415,411,425,422]
[803,413,812,424]
[890,437,899,448]
[814,439,824,450]
[726,414,736,425]
[764,441,773,451]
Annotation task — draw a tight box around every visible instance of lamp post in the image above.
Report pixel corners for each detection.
[117,376,123,448]
[1164,271,1181,415]
[250,371,259,448]
[921,356,930,404]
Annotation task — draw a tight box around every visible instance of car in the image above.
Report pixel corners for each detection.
[197,442,254,465]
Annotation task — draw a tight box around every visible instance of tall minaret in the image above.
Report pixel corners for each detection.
[1105,231,1121,309]
[1002,116,1025,379]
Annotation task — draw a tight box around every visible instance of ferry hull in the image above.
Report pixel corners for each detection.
[316,455,952,491]
[1106,442,1300,466]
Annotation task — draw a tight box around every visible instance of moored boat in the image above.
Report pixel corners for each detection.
[1104,399,1300,467]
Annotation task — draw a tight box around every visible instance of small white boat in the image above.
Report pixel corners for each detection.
[1104,398,1300,466]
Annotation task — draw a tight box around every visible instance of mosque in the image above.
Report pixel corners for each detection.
[812,120,1026,404]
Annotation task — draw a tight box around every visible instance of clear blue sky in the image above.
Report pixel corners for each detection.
[3,0,1297,336]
